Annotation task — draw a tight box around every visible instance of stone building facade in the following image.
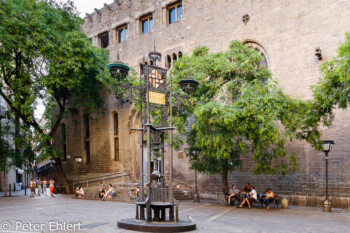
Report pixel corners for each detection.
[53,0,350,207]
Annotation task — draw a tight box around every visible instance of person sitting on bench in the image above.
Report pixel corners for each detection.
[264,188,275,210]
[227,184,240,206]
[239,186,257,209]
[240,183,252,201]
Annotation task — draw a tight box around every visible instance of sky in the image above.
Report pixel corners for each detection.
[71,0,115,16]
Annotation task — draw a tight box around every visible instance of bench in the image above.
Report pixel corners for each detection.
[258,194,279,209]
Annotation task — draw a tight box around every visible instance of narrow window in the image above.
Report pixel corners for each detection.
[60,124,67,161]
[167,55,171,69]
[84,114,90,164]
[98,31,109,48]
[140,64,144,75]
[117,24,128,43]
[114,113,119,161]
[141,14,153,34]
[173,53,178,64]
[168,1,182,24]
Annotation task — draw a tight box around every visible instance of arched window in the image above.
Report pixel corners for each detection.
[60,123,67,161]
[243,41,269,83]
[172,53,178,64]
[243,41,268,69]
[84,114,90,164]
[114,113,119,161]
[178,51,183,59]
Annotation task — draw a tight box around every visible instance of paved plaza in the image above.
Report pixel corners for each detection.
[0,193,350,233]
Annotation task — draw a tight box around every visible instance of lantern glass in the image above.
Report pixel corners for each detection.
[108,63,130,81]
[322,140,334,152]
[75,156,83,164]
[179,79,199,94]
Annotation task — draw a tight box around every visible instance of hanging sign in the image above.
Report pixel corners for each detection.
[149,91,166,105]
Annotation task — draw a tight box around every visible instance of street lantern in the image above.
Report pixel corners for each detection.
[321,140,334,212]
[49,157,56,167]
[75,156,83,164]
[322,140,334,152]
[107,62,130,81]
[179,69,199,94]
[179,79,199,94]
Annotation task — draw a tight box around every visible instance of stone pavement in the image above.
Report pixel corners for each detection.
[0,194,349,233]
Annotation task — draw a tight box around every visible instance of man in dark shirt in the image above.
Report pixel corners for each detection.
[239,183,252,202]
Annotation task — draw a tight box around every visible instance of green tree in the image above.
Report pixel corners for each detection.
[0,114,24,196]
[171,41,320,192]
[313,33,350,125]
[0,0,113,193]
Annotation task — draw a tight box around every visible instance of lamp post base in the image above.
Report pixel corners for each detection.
[194,193,200,203]
[323,199,332,212]
[117,218,196,232]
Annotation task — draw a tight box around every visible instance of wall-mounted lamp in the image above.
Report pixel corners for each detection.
[315,47,322,60]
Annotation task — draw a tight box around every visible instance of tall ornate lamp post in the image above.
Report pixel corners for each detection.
[322,140,334,212]
[75,156,83,186]
[113,49,198,232]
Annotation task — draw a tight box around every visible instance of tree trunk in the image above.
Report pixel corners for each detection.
[222,169,229,194]
[3,170,7,197]
[54,158,72,194]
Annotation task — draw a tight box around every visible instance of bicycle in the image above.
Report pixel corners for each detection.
[218,192,227,205]
[127,190,138,203]
[217,191,240,206]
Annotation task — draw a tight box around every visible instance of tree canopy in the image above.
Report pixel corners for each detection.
[0,0,113,193]
[171,41,321,191]
[313,33,350,123]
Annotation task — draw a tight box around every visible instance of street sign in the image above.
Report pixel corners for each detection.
[149,91,166,105]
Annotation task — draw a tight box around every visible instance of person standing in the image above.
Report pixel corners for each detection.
[49,178,55,197]
[30,178,36,197]
[43,178,48,195]
[37,178,42,196]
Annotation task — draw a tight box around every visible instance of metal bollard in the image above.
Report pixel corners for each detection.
[13,183,16,192]
[9,184,11,197]
[176,202,179,223]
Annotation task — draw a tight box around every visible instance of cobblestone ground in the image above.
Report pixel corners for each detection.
[0,193,349,233]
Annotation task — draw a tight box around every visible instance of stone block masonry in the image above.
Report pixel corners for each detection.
[51,0,350,208]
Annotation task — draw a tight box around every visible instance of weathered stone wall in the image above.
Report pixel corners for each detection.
[52,0,350,203]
